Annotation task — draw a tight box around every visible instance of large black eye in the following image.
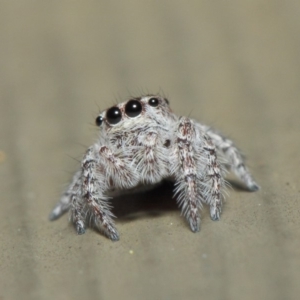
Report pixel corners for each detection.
[106,107,122,125]
[125,99,142,117]
[95,116,103,126]
[148,97,159,107]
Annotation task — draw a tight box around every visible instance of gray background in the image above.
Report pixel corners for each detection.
[1,1,300,300]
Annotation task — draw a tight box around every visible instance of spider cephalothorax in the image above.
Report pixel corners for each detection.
[50,95,259,240]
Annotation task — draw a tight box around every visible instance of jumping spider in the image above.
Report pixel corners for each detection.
[50,95,259,240]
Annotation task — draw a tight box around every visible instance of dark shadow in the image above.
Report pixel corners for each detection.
[111,181,178,223]
[110,179,255,224]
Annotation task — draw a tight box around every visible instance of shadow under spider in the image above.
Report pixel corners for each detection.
[111,181,178,223]
[109,179,254,224]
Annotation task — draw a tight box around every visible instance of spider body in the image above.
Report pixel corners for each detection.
[50,95,259,240]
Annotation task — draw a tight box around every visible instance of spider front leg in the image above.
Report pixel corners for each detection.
[173,118,225,232]
[79,146,119,241]
[173,118,202,232]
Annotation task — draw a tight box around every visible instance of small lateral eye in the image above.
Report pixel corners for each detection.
[125,99,142,118]
[95,116,103,126]
[148,97,159,107]
[106,106,122,125]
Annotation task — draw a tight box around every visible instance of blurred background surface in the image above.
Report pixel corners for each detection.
[1,1,300,300]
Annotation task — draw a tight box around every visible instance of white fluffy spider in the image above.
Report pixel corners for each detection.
[50,95,259,240]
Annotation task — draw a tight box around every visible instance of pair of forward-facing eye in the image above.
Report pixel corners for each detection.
[96,97,159,126]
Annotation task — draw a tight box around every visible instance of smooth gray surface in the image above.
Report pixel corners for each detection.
[1,1,300,299]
